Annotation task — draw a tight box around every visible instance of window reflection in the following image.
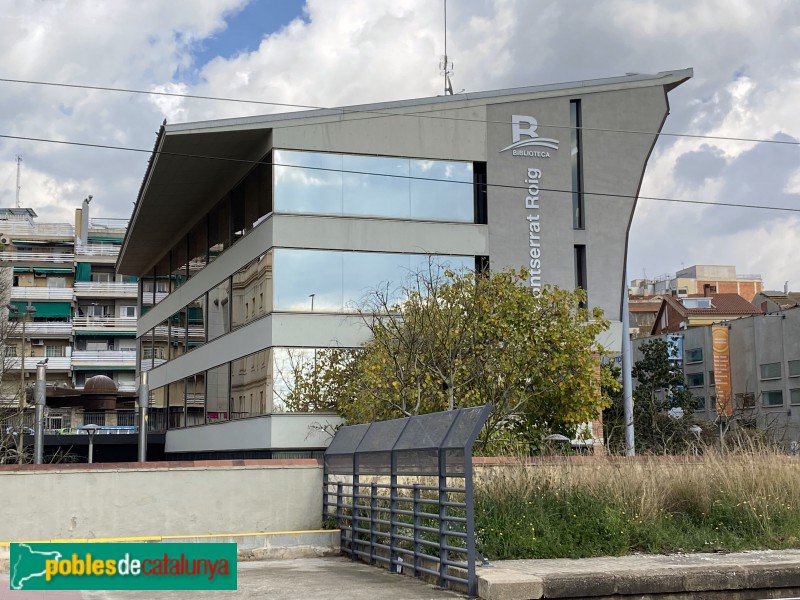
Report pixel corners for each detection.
[168,379,185,428]
[148,386,167,432]
[186,373,205,426]
[154,319,169,368]
[188,295,206,350]
[207,278,230,341]
[170,240,188,292]
[232,252,273,330]
[206,363,230,423]
[187,219,207,280]
[169,310,186,360]
[274,150,474,222]
[274,249,473,313]
[230,350,270,419]
[139,329,154,372]
[209,195,231,263]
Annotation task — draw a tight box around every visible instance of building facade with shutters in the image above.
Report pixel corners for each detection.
[117,69,692,458]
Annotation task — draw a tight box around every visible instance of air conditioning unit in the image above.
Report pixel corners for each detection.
[31,339,44,347]
[0,235,9,245]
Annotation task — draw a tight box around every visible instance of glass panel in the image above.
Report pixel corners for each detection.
[186,372,205,426]
[187,294,206,351]
[139,329,154,372]
[274,150,343,215]
[232,251,273,329]
[154,319,169,368]
[231,180,247,245]
[168,379,186,428]
[169,310,186,360]
[246,156,272,229]
[760,362,781,379]
[791,389,800,405]
[154,253,170,305]
[763,390,783,406]
[149,386,168,432]
[230,349,270,419]
[570,100,584,230]
[409,159,473,221]
[272,347,318,412]
[789,360,800,377]
[685,348,703,363]
[187,218,207,280]
[695,396,706,410]
[207,278,231,341]
[206,363,230,423]
[343,154,410,218]
[208,195,231,263]
[686,372,704,387]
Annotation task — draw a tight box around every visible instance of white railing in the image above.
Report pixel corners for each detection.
[5,357,72,370]
[71,350,137,367]
[89,219,128,231]
[73,282,137,296]
[75,244,121,257]
[16,322,72,336]
[737,274,762,280]
[72,316,137,330]
[142,291,169,305]
[141,358,168,371]
[0,223,74,236]
[10,287,74,301]
[0,251,74,263]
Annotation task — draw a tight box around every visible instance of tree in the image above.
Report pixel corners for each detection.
[604,337,703,454]
[285,266,613,450]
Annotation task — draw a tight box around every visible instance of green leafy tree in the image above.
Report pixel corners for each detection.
[605,337,702,454]
[285,266,613,450]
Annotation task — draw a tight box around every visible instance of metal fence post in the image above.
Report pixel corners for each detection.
[33,362,47,465]
[413,483,421,577]
[370,482,378,564]
[137,371,149,462]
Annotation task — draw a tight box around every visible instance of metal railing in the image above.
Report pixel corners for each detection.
[71,350,137,367]
[15,322,72,336]
[73,282,137,296]
[323,405,491,596]
[142,291,169,305]
[10,287,74,301]
[74,244,121,257]
[0,251,74,264]
[72,316,137,330]
[4,357,72,370]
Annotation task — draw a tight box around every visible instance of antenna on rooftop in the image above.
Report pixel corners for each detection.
[15,155,21,208]
[439,0,454,95]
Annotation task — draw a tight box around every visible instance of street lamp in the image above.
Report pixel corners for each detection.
[79,423,102,463]
[7,302,36,464]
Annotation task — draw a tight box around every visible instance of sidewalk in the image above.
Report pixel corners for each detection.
[477,549,800,599]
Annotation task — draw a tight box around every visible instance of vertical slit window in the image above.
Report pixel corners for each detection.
[570,100,584,230]
[574,244,587,306]
[474,161,488,224]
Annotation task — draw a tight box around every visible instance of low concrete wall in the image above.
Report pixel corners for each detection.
[0,459,323,542]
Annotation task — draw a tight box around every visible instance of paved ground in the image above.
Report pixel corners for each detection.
[479,549,800,599]
[0,557,465,600]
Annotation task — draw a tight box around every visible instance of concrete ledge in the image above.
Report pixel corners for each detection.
[478,568,544,600]
[0,530,339,574]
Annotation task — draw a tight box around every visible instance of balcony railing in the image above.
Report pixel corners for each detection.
[73,282,137,297]
[70,350,137,368]
[75,244,121,258]
[0,251,74,264]
[142,291,169,305]
[72,316,137,331]
[10,286,74,301]
[13,322,72,336]
[5,357,72,370]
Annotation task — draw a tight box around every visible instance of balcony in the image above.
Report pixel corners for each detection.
[142,291,169,306]
[72,316,137,334]
[74,244,121,258]
[71,350,137,369]
[73,282,137,298]
[0,251,74,266]
[5,356,72,371]
[10,286,74,301]
[13,322,72,337]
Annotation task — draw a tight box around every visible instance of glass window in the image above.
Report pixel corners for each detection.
[232,252,273,329]
[141,270,155,308]
[274,150,475,223]
[168,379,186,428]
[686,372,704,387]
[791,389,800,405]
[789,360,800,377]
[760,362,781,379]
[187,294,206,350]
[274,150,343,215]
[685,348,703,363]
[153,320,169,368]
[207,278,231,341]
[570,100,584,230]
[231,180,247,245]
[230,350,270,420]
[695,396,705,410]
[273,249,474,313]
[708,370,715,386]
[206,363,230,423]
[763,390,783,407]
[139,329,154,372]
[186,373,205,427]
[169,309,187,360]
[154,253,170,306]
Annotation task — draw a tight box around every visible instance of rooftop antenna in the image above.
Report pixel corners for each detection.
[15,155,21,208]
[439,0,454,95]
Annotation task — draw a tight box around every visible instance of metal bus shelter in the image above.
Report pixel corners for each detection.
[323,404,492,595]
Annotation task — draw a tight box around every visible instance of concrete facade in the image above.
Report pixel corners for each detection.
[119,70,691,454]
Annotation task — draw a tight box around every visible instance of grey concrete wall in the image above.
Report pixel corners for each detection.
[0,460,323,542]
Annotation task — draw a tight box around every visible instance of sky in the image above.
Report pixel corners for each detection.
[0,0,798,291]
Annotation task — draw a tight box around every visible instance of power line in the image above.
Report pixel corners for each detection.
[1,76,798,148]
[1,131,798,215]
